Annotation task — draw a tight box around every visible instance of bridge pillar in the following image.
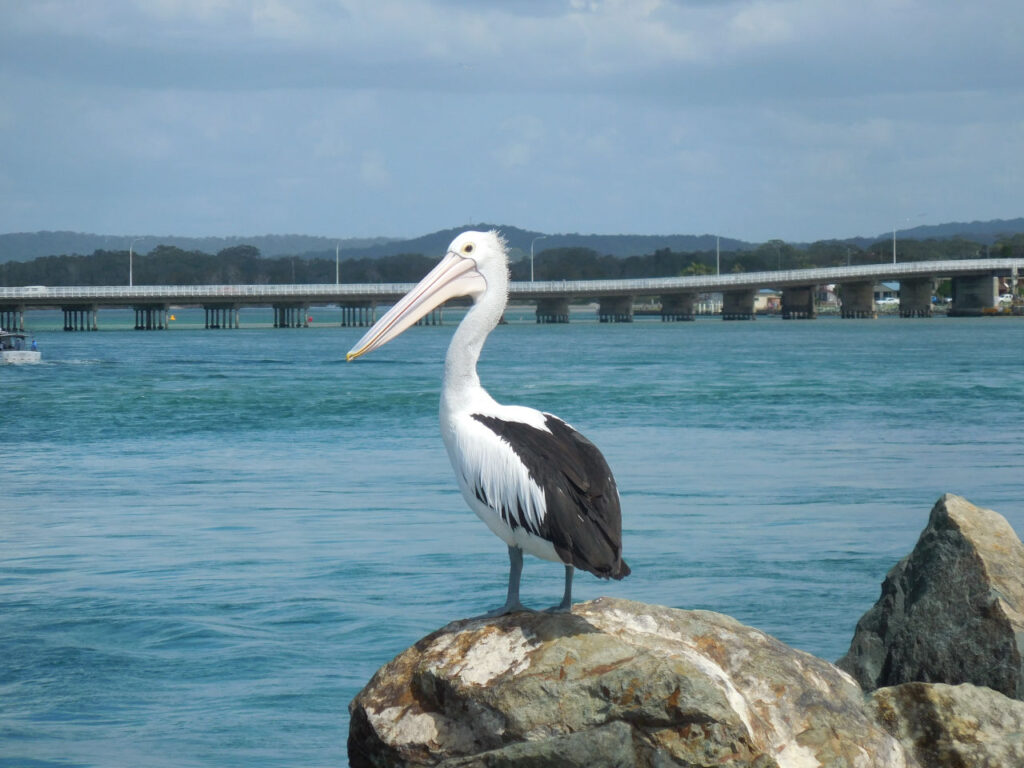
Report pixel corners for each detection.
[899,278,933,318]
[415,307,443,326]
[660,292,696,321]
[62,305,98,331]
[134,304,170,330]
[598,295,634,323]
[722,289,755,320]
[535,297,570,324]
[205,303,240,329]
[272,303,309,328]
[839,281,877,319]
[340,302,376,327]
[949,275,998,316]
[0,305,26,331]
[781,285,816,319]
[1013,266,1023,316]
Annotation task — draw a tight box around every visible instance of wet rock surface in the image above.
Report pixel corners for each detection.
[837,493,1024,698]
[869,682,1024,767]
[349,597,907,767]
[350,495,1024,767]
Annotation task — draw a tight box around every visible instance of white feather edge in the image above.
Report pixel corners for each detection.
[440,404,562,563]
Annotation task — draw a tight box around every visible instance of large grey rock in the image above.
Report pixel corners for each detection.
[837,493,1024,698]
[349,597,911,767]
[868,682,1024,767]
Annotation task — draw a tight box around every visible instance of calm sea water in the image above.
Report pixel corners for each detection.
[3,309,1023,767]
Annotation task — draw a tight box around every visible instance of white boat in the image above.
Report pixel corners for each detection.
[0,330,41,364]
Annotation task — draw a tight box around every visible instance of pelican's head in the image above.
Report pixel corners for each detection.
[346,230,507,361]
[446,229,508,277]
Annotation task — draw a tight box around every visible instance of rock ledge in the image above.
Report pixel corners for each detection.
[350,494,1024,767]
[349,597,906,767]
[837,493,1024,698]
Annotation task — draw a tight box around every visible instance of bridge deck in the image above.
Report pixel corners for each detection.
[0,258,1021,306]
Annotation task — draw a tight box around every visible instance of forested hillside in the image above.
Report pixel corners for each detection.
[0,232,396,263]
[2,234,1021,287]
[4,218,1023,266]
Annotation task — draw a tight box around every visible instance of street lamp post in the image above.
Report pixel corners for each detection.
[335,241,341,285]
[129,237,144,287]
[530,235,547,283]
[893,215,925,265]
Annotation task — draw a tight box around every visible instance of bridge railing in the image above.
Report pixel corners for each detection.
[0,259,1020,302]
[511,259,1024,296]
[0,283,417,301]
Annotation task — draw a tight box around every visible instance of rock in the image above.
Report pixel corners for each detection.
[837,493,1024,698]
[349,597,911,768]
[868,682,1024,767]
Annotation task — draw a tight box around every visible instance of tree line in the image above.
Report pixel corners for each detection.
[2,235,1022,287]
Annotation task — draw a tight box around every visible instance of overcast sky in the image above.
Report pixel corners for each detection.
[1,1,1021,243]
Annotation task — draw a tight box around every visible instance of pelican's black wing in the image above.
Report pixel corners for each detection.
[471,412,630,579]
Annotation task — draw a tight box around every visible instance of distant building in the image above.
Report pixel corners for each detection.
[874,282,899,301]
[754,289,780,313]
[818,284,840,309]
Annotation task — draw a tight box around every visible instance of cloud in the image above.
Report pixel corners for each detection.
[727,1,798,48]
[0,0,1021,240]
[359,151,392,188]
[3,0,1019,100]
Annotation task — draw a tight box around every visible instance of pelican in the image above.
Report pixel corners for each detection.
[347,230,629,614]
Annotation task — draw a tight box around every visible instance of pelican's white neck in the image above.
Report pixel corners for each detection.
[441,268,507,414]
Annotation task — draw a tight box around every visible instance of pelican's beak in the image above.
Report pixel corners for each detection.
[346,251,486,361]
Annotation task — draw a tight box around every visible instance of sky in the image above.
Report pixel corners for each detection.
[0,0,1021,244]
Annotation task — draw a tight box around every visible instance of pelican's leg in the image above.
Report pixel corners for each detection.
[546,565,574,613]
[483,546,531,616]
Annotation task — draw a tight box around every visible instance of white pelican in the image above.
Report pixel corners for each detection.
[347,230,629,614]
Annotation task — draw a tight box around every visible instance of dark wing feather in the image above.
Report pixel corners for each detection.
[471,413,630,580]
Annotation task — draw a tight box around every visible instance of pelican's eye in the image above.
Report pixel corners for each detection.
[463,243,475,254]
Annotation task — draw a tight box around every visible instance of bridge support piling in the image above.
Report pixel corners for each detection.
[272,304,309,328]
[781,285,817,319]
[62,305,98,331]
[598,295,634,323]
[204,304,240,329]
[0,305,26,331]
[839,281,877,319]
[414,307,443,326]
[949,275,998,316]
[899,278,934,317]
[340,303,376,327]
[722,289,756,320]
[535,297,570,324]
[134,304,169,330]
[660,292,696,321]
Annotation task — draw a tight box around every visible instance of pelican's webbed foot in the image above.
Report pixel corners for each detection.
[481,599,535,618]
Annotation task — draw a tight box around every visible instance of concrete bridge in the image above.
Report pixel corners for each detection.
[0,258,1020,330]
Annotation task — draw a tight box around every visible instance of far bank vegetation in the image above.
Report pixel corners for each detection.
[3,235,1022,287]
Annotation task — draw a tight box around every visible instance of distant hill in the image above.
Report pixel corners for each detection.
[299,224,754,261]
[0,226,754,264]
[2,218,1022,263]
[0,232,397,263]
[850,218,1024,248]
